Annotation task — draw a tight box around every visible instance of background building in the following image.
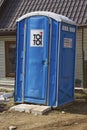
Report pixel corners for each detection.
[0,0,87,88]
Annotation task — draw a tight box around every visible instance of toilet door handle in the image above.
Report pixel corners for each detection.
[42,60,49,65]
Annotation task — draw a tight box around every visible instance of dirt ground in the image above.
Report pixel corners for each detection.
[0,90,87,130]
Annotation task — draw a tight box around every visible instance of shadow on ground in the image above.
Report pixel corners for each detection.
[54,100,87,115]
[54,91,87,115]
[0,103,7,112]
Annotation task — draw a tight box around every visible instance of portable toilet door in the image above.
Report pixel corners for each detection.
[15,11,76,106]
[24,16,50,105]
[15,13,52,105]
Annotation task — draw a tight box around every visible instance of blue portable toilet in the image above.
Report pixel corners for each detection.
[15,11,76,107]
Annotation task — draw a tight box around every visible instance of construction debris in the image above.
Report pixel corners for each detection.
[10,104,51,115]
[8,125,17,130]
[61,111,65,114]
[0,95,4,102]
[0,92,13,103]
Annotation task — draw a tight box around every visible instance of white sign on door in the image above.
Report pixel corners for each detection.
[64,38,72,48]
[30,30,44,47]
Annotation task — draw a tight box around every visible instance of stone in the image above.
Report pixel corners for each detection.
[0,95,5,102]
[31,106,51,115]
[10,104,51,115]
[10,104,38,113]
[61,111,65,114]
[0,92,13,103]
[15,107,25,112]
[74,122,79,125]
[24,105,37,113]
[3,92,13,98]
[9,125,17,130]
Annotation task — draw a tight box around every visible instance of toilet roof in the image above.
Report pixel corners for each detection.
[16,11,76,25]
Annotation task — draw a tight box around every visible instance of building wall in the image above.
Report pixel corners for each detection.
[0,30,86,88]
[75,29,83,87]
[0,41,5,77]
[84,28,87,60]
[0,36,16,78]
[83,28,87,88]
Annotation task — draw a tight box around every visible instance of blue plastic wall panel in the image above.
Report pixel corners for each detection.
[15,20,25,102]
[24,16,49,104]
[48,19,59,106]
[15,15,76,107]
[58,22,76,106]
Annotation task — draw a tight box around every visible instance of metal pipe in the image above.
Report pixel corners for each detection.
[82,28,84,88]
[47,17,52,106]
[56,23,61,106]
[22,20,27,103]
